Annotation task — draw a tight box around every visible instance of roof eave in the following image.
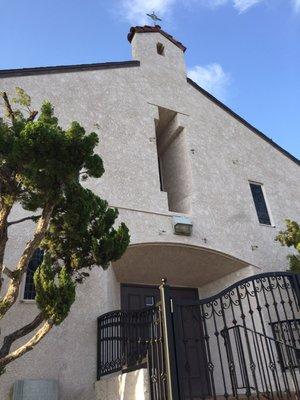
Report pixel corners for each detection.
[0,60,140,77]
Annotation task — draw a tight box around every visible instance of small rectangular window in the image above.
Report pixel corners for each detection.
[249,182,271,225]
[145,296,155,307]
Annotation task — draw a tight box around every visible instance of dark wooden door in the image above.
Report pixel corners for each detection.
[121,284,210,399]
[121,284,199,309]
[174,302,211,399]
[121,284,160,310]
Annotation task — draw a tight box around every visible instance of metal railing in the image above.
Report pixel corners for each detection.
[97,304,168,399]
[222,325,300,398]
[97,272,300,400]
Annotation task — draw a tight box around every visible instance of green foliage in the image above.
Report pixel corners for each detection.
[0,299,10,315]
[41,182,130,281]
[12,87,31,108]
[276,219,300,273]
[287,255,300,273]
[1,93,104,210]
[0,88,130,325]
[34,254,75,325]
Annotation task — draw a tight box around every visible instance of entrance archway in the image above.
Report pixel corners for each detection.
[112,242,250,287]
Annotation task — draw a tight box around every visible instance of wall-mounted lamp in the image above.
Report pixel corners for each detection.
[172,216,193,236]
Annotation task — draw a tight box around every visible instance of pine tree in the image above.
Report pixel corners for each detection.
[276,219,300,272]
[0,88,130,373]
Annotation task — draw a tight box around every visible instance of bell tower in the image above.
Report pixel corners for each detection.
[127,25,187,80]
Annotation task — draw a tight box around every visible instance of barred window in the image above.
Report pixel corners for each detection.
[23,248,44,300]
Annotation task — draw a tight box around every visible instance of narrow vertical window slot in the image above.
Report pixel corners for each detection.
[157,155,165,192]
[249,182,272,225]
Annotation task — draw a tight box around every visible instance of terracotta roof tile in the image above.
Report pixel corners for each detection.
[127,25,187,52]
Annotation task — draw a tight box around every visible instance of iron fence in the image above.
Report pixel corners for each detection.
[97,272,300,400]
[97,304,168,399]
[172,272,300,400]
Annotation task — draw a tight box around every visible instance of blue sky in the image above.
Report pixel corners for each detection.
[0,0,299,159]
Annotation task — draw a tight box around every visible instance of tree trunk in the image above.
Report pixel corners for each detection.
[0,313,44,358]
[0,204,13,294]
[0,320,53,370]
[0,202,54,318]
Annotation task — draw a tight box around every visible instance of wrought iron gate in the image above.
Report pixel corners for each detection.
[169,272,300,400]
[97,272,300,400]
[97,303,168,398]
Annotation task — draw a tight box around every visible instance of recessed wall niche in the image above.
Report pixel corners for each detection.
[155,107,192,213]
[156,42,165,56]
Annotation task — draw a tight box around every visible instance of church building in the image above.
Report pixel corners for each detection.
[0,25,299,400]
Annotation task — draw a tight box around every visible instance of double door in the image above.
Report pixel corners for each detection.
[121,284,210,399]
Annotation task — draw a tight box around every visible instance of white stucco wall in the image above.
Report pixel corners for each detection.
[0,27,299,399]
[95,369,150,400]
[1,31,299,273]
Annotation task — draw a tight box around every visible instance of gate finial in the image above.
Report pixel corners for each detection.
[161,277,167,286]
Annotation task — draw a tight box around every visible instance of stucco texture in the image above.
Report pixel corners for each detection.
[95,369,150,400]
[0,28,299,399]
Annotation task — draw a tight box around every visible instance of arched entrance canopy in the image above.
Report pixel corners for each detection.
[112,242,250,287]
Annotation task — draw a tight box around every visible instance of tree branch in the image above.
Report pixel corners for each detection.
[27,110,38,122]
[0,313,44,359]
[0,320,53,370]
[7,215,41,227]
[0,203,13,293]
[0,202,54,318]
[1,92,15,123]
[2,266,14,280]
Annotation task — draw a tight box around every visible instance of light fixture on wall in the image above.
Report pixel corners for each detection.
[172,216,193,236]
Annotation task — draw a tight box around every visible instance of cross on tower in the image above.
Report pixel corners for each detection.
[146,12,162,25]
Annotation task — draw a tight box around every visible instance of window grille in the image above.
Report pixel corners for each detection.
[23,248,44,300]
